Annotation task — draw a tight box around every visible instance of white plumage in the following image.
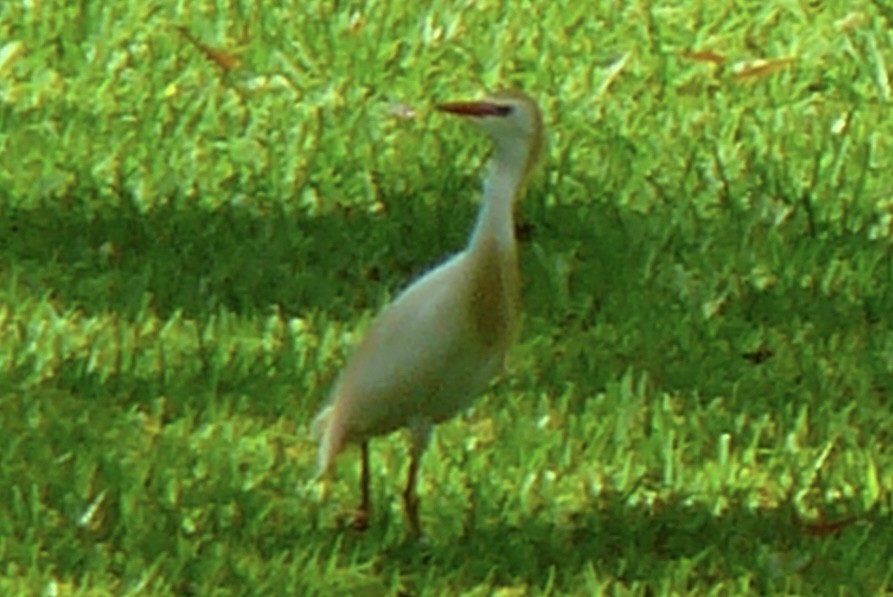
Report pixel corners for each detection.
[313,90,544,536]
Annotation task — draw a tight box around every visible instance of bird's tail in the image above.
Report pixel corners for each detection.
[311,402,344,479]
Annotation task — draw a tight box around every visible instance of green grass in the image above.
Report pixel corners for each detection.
[2,0,893,594]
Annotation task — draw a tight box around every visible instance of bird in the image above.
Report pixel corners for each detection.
[312,90,544,537]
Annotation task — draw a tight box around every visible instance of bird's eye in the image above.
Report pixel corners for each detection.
[495,105,514,117]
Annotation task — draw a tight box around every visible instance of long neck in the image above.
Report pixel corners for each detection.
[468,139,529,251]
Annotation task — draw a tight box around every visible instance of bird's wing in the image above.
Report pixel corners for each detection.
[315,254,474,472]
[334,252,496,434]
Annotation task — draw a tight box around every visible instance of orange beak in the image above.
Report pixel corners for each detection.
[436,101,511,118]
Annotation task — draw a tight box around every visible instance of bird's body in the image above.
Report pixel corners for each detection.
[317,214,519,468]
[313,90,544,536]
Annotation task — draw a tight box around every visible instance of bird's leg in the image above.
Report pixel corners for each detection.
[352,440,370,531]
[403,453,421,537]
[404,419,432,538]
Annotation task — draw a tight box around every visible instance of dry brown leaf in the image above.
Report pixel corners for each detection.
[177,26,242,72]
[835,12,864,31]
[732,56,795,80]
[682,50,727,65]
[801,515,859,538]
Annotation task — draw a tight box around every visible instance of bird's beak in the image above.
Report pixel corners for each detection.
[436,100,508,117]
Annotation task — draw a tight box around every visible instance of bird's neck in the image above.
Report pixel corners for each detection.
[468,141,528,252]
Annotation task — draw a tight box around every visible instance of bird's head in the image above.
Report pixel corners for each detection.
[437,90,544,177]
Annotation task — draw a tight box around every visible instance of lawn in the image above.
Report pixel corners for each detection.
[1,0,892,594]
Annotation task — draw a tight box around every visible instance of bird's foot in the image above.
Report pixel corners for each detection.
[351,508,370,531]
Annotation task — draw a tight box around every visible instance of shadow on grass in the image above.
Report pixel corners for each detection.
[6,187,892,422]
[0,190,469,321]
[346,493,890,594]
[0,188,650,417]
[0,182,639,324]
[0,186,621,418]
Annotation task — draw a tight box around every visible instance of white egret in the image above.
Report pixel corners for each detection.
[313,90,545,536]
